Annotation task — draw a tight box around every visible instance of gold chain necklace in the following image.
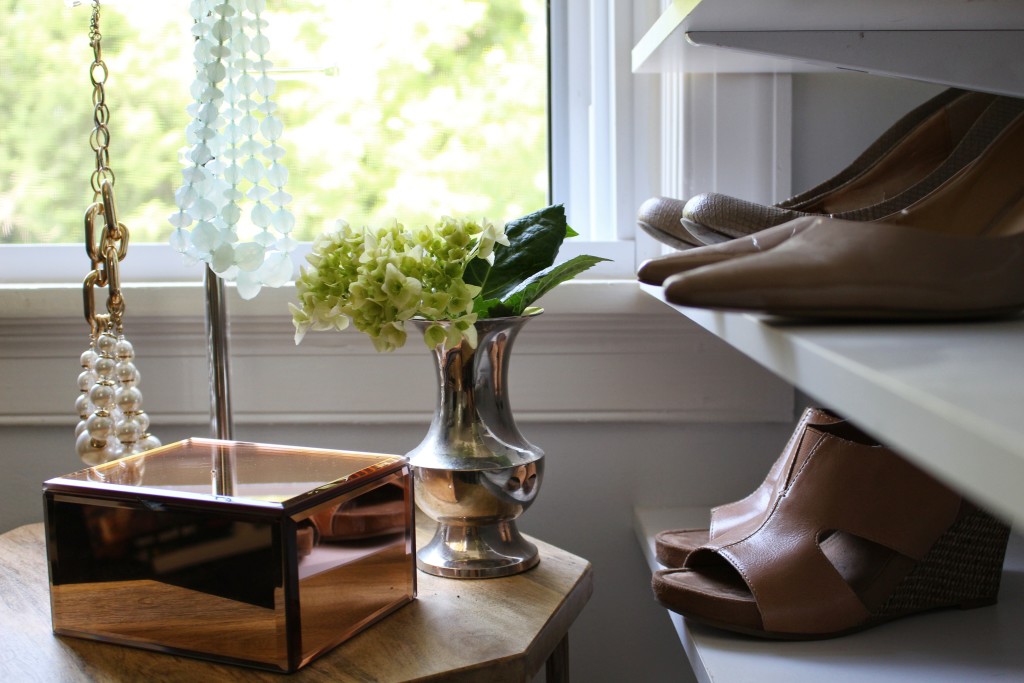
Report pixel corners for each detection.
[75,0,161,469]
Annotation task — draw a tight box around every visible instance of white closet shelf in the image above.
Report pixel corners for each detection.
[633,0,1024,97]
[641,284,1024,529]
[630,0,826,74]
[634,506,1024,683]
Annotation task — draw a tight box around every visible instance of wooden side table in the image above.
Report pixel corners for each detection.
[0,519,592,682]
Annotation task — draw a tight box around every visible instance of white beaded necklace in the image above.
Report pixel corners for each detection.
[169,0,295,299]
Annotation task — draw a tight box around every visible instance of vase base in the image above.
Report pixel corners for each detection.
[416,520,539,579]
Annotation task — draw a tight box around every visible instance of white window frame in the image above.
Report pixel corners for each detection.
[0,0,655,286]
[550,0,662,276]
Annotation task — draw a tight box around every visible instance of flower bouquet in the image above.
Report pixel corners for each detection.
[289,205,607,350]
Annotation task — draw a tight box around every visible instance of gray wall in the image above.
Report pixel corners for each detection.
[791,72,944,196]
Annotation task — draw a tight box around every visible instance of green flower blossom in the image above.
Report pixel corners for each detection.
[291,215,503,351]
[291,205,607,352]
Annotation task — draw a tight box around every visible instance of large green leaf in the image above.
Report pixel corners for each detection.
[474,254,609,317]
[464,204,570,302]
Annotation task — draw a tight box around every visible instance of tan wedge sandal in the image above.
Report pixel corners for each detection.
[655,407,843,567]
[652,420,1010,639]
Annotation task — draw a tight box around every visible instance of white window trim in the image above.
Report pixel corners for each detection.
[1,0,656,290]
[550,0,664,271]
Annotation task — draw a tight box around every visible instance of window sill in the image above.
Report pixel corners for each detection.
[0,277,659,321]
[0,278,794,427]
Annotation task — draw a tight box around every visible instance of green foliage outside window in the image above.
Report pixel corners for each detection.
[0,0,547,244]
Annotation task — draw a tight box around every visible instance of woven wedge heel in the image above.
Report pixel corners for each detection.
[875,504,1010,619]
[652,420,1012,639]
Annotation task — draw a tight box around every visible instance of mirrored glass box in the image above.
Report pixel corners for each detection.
[42,438,416,673]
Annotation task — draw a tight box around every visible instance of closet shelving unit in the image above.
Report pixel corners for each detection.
[632,0,1024,98]
[632,2,1024,681]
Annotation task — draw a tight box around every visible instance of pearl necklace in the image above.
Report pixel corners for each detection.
[76,332,161,466]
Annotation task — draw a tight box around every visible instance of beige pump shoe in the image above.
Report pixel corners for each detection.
[639,99,1024,288]
[641,108,1024,319]
[636,88,983,250]
[680,93,1019,245]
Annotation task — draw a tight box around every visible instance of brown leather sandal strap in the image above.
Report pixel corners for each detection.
[702,418,830,551]
[710,408,843,542]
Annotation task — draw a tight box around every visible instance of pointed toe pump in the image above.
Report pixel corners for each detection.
[637,196,705,250]
[680,92,1019,245]
[652,420,1010,639]
[660,108,1024,320]
[663,217,1024,319]
[637,88,986,250]
[636,218,810,286]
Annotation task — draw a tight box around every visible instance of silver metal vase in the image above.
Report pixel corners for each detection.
[406,315,543,579]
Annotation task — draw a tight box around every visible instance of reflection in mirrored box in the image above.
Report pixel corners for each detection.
[43,438,416,672]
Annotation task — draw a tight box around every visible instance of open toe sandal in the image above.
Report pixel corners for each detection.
[655,407,843,567]
[652,420,1010,639]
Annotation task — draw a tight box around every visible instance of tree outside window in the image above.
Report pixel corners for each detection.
[0,0,547,246]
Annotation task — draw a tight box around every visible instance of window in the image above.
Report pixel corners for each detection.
[1,0,642,284]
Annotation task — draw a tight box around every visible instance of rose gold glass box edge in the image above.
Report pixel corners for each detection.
[42,438,416,673]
